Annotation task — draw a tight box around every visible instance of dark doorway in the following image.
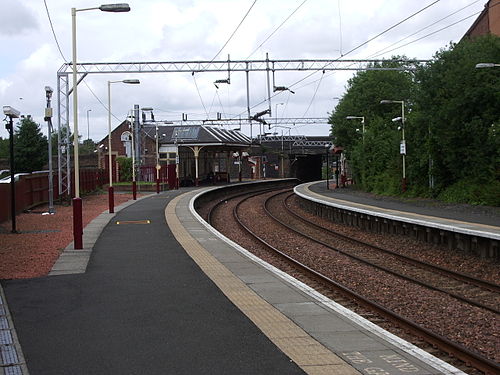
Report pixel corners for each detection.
[289,154,322,182]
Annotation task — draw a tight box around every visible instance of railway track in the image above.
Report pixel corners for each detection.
[203,186,500,375]
[266,190,500,315]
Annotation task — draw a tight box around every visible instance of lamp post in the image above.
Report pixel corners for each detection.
[71,3,130,249]
[127,112,137,200]
[345,115,365,142]
[380,100,406,192]
[44,87,55,215]
[86,109,92,140]
[325,143,330,190]
[107,78,140,214]
[3,106,20,233]
[155,124,160,193]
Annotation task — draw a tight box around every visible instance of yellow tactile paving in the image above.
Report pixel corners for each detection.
[165,193,361,375]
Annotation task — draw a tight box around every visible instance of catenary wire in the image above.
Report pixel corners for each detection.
[209,0,258,62]
[368,0,481,58]
[246,0,309,59]
[236,0,444,119]
[192,73,209,118]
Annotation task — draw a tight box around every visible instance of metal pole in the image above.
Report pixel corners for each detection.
[107,81,114,213]
[155,125,160,193]
[401,101,406,192]
[7,117,16,233]
[134,104,140,184]
[71,7,83,249]
[86,109,91,140]
[130,113,137,200]
[246,65,252,141]
[45,89,55,214]
[266,52,272,115]
[325,146,329,190]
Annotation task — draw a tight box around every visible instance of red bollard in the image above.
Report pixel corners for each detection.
[132,181,137,200]
[108,186,114,213]
[73,197,83,249]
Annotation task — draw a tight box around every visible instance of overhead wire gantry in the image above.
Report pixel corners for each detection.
[56,56,428,195]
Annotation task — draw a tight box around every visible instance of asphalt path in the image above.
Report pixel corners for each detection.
[2,192,304,374]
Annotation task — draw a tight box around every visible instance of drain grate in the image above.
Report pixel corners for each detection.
[116,220,151,225]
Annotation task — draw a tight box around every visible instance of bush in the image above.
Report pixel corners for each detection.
[368,171,401,196]
[437,179,500,206]
[116,157,132,182]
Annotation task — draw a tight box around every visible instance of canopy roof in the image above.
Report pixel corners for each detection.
[144,125,251,147]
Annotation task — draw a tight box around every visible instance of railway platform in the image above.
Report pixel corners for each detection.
[1,184,472,375]
[296,181,500,260]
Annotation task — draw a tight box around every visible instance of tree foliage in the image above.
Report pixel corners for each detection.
[14,117,48,173]
[329,57,419,192]
[0,137,8,159]
[328,36,500,205]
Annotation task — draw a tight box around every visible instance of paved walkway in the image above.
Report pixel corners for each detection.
[1,185,469,375]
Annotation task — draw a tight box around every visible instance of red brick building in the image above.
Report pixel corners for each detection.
[97,120,156,182]
[463,0,500,38]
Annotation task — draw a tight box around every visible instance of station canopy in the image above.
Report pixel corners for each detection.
[143,125,251,147]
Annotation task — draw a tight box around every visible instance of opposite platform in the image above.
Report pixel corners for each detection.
[295,181,499,259]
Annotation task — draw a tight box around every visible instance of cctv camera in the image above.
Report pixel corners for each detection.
[45,86,53,94]
[3,106,20,118]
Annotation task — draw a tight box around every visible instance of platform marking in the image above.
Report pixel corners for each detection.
[297,183,500,241]
[304,184,500,230]
[116,220,151,225]
[185,187,467,375]
[166,194,359,375]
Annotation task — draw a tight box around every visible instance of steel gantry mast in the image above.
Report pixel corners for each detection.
[57,57,427,196]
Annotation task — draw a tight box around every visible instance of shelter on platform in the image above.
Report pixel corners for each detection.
[143,125,251,186]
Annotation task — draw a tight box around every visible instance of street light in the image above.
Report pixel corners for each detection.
[107,78,140,214]
[71,3,130,249]
[475,63,500,68]
[345,116,365,142]
[380,99,406,192]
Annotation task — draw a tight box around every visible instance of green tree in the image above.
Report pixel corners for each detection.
[80,138,96,155]
[14,117,48,172]
[0,137,8,159]
[412,35,500,203]
[329,57,419,193]
[116,157,132,181]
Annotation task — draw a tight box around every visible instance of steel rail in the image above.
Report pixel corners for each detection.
[262,191,499,314]
[225,188,499,375]
[283,192,500,293]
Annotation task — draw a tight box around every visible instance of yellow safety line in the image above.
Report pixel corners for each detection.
[116,220,151,225]
[166,193,360,375]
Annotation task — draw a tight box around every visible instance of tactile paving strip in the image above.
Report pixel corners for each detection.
[0,287,27,375]
[166,194,359,375]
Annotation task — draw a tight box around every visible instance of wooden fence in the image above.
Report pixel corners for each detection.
[0,169,106,223]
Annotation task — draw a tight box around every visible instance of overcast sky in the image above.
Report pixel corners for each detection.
[0,0,486,141]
